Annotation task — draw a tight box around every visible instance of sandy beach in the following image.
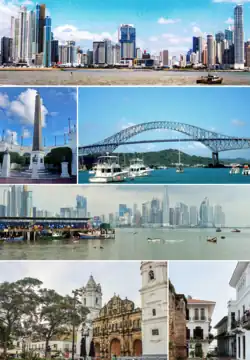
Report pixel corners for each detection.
[1,69,250,85]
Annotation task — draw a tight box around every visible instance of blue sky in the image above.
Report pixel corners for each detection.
[1,0,250,56]
[0,87,76,147]
[78,87,250,159]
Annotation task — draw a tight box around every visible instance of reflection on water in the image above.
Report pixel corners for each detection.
[0,228,249,260]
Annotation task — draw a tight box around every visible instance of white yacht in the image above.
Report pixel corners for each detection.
[229,165,240,175]
[176,141,184,173]
[128,158,152,178]
[242,165,250,176]
[89,155,128,183]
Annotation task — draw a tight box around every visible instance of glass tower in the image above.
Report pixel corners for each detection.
[234,5,244,69]
[43,16,51,67]
[119,24,136,59]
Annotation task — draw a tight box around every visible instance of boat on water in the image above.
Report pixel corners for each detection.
[89,163,97,175]
[242,165,250,176]
[229,165,240,175]
[207,236,217,243]
[89,155,128,183]
[127,158,152,178]
[147,237,162,243]
[216,228,222,232]
[52,233,61,238]
[4,236,24,243]
[232,229,241,233]
[197,74,223,85]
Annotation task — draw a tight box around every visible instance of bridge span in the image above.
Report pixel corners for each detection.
[78,121,250,165]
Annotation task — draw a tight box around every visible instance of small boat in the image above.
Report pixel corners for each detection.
[4,236,24,243]
[197,74,223,84]
[232,229,241,233]
[221,236,226,239]
[242,165,250,176]
[52,233,61,238]
[207,237,217,243]
[216,228,222,232]
[147,237,162,243]
[89,155,128,183]
[229,165,240,175]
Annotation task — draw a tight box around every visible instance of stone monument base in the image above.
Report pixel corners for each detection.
[29,151,45,170]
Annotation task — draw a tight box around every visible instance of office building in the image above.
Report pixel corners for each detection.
[207,35,215,67]
[43,16,51,67]
[1,37,13,64]
[93,41,105,64]
[51,39,59,64]
[234,5,244,69]
[119,24,136,59]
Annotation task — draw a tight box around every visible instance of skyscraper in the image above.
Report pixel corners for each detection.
[207,34,215,67]
[38,4,46,54]
[225,28,234,46]
[234,4,244,69]
[162,187,169,226]
[27,10,36,65]
[1,37,13,64]
[43,16,52,67]
[76,195,87,217]
[119,24,136,59]
[192,36,199,53]
[93,41,105,64]
[17,6,28,62]
[51,40,59,64]
[199,197,209,227]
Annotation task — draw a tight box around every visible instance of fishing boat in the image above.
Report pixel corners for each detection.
[242,165,250,176]
[4,236,24,243]
[127,158,152,178]
[207,236,217,243]
[232,229,241,233]
[147,237,162,243]
[176,140,184,173]
[197,74,223,84]
[216,228,222,232]
[229,165,240,175]
[89,155,128,183]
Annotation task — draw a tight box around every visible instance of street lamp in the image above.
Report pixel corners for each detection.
[81,326,89,360]
[72,289,81,360]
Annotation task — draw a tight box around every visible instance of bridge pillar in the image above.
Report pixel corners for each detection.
[212,152,219,166]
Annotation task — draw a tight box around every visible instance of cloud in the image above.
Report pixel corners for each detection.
[7,88,48,127]
[49,111,59,117]
[0,0,19,38]
[5,129,18,144]
[158,17,181,24]
[162,33,191,45]
[0,93,10,108]
[121,122,136,130]
[22,128,31,138]
[53,24,117,43]
[231,119,246,127]
[149,36,158,42]
[225,17,234,24]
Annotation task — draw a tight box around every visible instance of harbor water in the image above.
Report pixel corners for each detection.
[78,168,250,184]
[1,228,249,260]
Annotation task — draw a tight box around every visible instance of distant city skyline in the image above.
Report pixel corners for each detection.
[0,87,76,147]
[0,185,249,226]
[78,87,250,158]
[1,0,250,57]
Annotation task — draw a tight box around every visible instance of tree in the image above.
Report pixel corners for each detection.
[195,342,203,358]
[33,289,89,358]
[0,277,42,356]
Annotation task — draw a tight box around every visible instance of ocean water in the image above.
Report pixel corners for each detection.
[78,168,250,184]
[0,228,249,260]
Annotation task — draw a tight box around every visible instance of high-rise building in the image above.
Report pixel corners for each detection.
[190,206,198,226]
[111,44,121,64]
[162,187,169,226]
[234,4,244,69]
[198,36,203,63]
[66,40,76,64]
[225,28,234,46]
[192,36,199,53]
[93,41,105,64]
[18,6,28,62]
[1,37,13,64]
[27,10,36,65]
[161,50,169,67]
[43,16,52,67]
[207,34,215,67]
[104,39,112,65]
[59,45,67,64]
[76,195,87,218]
[199,197,210,227]
[38,4,46,54]
[119,24,136,59]
[51,39,59,64]
[119,204,127,217]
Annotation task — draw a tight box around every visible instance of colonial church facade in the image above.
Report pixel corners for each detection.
[76,261,169,360]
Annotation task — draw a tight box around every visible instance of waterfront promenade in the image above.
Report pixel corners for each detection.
[1,69,250,85]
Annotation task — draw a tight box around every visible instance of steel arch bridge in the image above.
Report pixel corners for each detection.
[79,121,250,161]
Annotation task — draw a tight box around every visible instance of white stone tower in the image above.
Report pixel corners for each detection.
[76,275,102,357]
[140,262,168,358]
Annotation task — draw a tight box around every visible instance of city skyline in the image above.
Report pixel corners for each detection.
[0,261,142,308]
[1,0,250,57]
[169,261,236,328]
[78,87,250,158]
[0,185,249,226]
[0,87,77,147]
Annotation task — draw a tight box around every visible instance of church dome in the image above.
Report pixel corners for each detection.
[86,275,97,289]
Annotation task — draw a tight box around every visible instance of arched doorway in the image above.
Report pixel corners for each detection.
[133,339,142,356]
[110,338,121,357]
[95,343,100,358]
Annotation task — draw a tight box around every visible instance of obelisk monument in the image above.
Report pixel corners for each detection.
[30,92,45,170]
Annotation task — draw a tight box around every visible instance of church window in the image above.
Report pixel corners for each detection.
[149,270,155,281]
[152,329,159,336]
[152,309,156,316]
